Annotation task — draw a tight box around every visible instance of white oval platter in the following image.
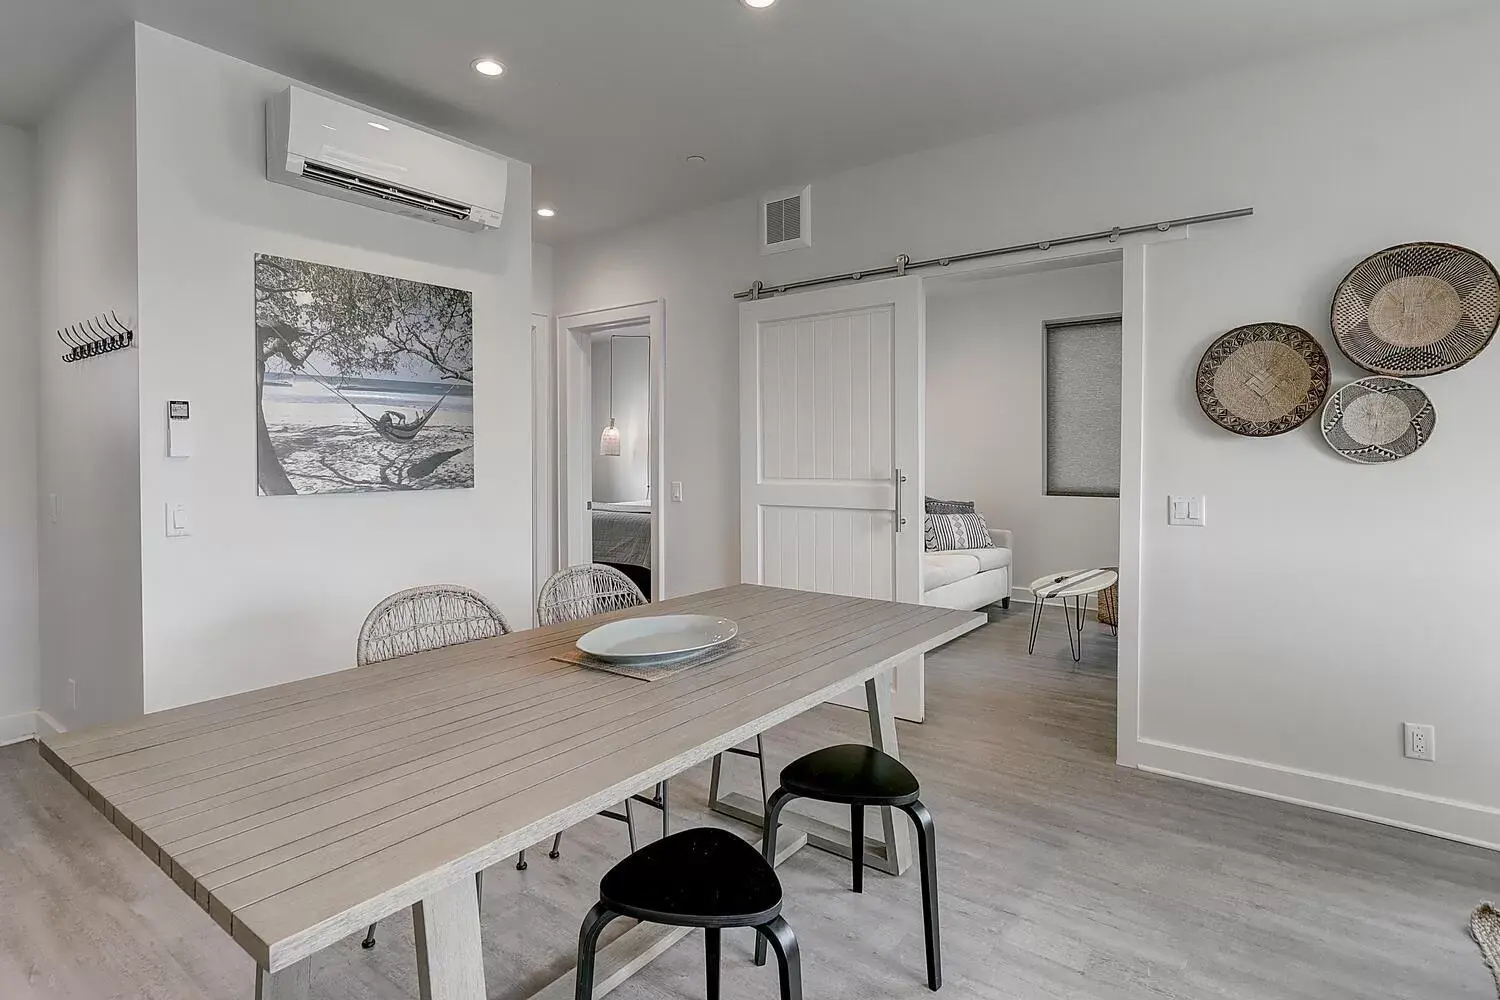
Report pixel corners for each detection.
[576,614,738,665]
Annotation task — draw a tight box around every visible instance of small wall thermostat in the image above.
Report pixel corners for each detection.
[167,400,193,457]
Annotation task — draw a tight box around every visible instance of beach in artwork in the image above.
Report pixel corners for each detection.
[254,254,475,495]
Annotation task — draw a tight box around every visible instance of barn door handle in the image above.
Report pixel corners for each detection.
[894,468,908,531]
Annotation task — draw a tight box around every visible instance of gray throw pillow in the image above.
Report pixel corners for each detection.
[925,496,976,515]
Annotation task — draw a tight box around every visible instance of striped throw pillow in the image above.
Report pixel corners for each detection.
[924,511,994,552]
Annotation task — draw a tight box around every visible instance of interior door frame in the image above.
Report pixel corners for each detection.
[530,312,555,620]
[912,228,1189,768]
[558,300,666,602]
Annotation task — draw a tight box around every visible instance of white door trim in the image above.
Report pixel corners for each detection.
[557,300,666,601]
[912,228,1190,769]
[530,312,555,621]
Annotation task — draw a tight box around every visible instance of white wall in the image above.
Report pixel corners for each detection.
[133,26,533,711]
[557,7,1500,846]
[590,334,650,503]
[36,35,144,731]
[0,123,39,742]
[926,262,1121,589]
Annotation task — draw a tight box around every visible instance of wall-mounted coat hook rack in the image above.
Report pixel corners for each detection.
[59,311,134,363]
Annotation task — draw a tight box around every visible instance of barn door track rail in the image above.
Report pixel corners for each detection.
[733,206,1255,300]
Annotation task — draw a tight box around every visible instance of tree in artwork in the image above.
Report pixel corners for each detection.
[253,254,476,495]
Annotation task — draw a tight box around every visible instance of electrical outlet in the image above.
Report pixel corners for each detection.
[48,493,59,523]
[67,678,77,711]
[1403,722,1435,762]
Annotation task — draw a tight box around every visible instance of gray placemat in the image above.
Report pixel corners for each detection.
[552,639,742,681]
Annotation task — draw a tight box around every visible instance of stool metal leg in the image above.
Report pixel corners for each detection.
[900,800,943,991]
[516,848,528,871]
[1061,595,1084,662]
[1026,597,1045,654]
[850,804,864,894]
[754,915,803,1000]
[574,902,619,1000]
[361,921,377,949]
[705,927,721,1000]
[754,788,796,967]
[548,831,563,859]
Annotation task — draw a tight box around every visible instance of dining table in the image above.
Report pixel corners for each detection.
[39,583,984,1000]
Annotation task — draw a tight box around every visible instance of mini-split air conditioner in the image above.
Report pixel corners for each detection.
[265,86,507,232]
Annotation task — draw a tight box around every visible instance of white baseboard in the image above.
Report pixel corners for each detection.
[1134,737,1500,852]
[33,710,67,739]
[0,710,37,747]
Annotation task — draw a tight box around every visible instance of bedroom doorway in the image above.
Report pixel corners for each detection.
[558,301,666,601]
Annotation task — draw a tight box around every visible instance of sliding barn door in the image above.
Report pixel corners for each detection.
[739,277,926,721]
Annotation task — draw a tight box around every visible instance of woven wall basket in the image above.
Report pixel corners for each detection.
[1196,323,1330,436]
[1320,377,1435,464]
[1331,242,1500,376]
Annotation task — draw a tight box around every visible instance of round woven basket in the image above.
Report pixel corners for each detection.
[1196,323,1329,436]
[1320,376,1435,464]
[1331,242,1500,376]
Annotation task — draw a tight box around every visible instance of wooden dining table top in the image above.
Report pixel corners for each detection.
[39,584,984,974]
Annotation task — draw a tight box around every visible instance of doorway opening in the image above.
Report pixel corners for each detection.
[558,301,666,602]
[923,252,1124,714]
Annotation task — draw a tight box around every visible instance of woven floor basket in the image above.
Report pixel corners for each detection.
[1097,568,1119,627]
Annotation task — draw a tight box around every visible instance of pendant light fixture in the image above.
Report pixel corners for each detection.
[599,335,622,456]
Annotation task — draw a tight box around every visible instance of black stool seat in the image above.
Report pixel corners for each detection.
[780,743,920,805]
[575,826,803,1000]
[601,827,783,927]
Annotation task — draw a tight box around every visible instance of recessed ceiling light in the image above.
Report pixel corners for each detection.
[368,121,390,131]
[741,0,777,8]
[536,207,556,218]
[686,154,706,164]
[472,58,505,77]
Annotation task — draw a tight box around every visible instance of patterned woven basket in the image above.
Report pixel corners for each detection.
[1097,568,1119,627]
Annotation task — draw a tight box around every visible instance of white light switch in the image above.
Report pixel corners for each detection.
[1168,494,1206,527]
[165,502,191,537]
[670,481,684,502]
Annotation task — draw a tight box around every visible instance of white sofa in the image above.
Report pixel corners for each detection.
[922,528,1013,611]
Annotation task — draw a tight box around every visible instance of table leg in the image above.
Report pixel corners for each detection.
[414,878,487,1000]
[864,670,914,875]
[256,959,310,1000]
[1062,596,1084,662]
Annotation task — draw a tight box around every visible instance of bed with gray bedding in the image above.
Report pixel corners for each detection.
[591,502,651,569]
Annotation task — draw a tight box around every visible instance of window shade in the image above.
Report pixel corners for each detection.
[1046,318,1122,497]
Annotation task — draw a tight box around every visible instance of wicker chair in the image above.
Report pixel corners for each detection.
[357,584,511,666]
[526,565,771,869]
[355,584,511,950]
[518,565,669,870]
[536,563,648,626]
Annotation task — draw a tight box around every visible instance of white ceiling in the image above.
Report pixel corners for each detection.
[4,0,1488,241]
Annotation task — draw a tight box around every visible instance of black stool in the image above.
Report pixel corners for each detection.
[575,827,802,1000]
[754,744,942,991]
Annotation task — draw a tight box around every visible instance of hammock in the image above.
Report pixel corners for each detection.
[261,323,455,444]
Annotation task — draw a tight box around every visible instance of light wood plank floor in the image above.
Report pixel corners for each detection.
[1,607,1494,999]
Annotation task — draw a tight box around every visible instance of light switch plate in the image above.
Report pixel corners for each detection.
[1168,495,1206,527]
[165,502,190,537]
[671,481,684,502]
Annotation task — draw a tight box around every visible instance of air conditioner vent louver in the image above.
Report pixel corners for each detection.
[301,161,472,221]
[761,185,811,254]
